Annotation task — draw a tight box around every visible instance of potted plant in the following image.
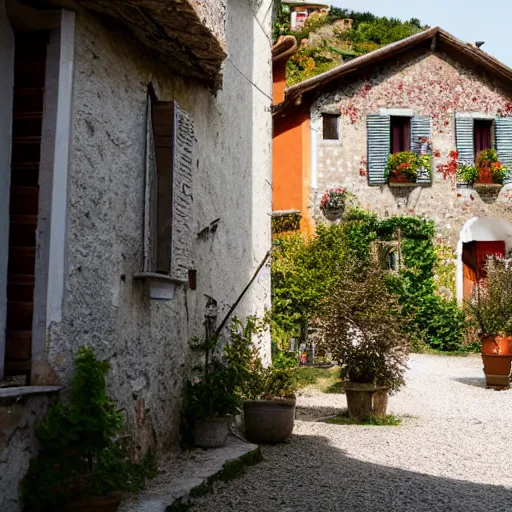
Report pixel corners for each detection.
[319,187,351,220]
[320,264,410,420]
[185,337,241,448]
[465,257,512,387]
[385,152,431,186]
[22,347,155,512]
[224,318,298,445]
[456,163,479,185]
[475,149,508,186]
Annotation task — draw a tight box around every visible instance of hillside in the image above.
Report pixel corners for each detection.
[274,5,428,86]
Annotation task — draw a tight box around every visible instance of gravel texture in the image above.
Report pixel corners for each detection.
[189,354,512,512]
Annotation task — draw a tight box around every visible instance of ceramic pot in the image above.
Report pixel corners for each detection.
[193,417,230,448]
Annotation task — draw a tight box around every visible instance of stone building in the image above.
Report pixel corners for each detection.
[272,27,512,301]
[0,0,273,509]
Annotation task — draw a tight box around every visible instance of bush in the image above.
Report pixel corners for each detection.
[321,264,410,392]
[22,347,155,511]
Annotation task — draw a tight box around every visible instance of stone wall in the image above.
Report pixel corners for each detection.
[46,0,272,458]
[311,49,512,246]
[0,393,58,511]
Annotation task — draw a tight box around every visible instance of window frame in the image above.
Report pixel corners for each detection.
[321,113,340,142]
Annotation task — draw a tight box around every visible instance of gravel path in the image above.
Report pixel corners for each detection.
[190,354,512,512]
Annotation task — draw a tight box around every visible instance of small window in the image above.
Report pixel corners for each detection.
[390,116,411,153]
[474,119,493,159]
[322,114,339,140]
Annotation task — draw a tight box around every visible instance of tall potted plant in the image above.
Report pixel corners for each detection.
[225,318,298,445]
[185,336,241,448]
[320,265,410,419]
[22,347,155,512]
[465,257,512,387]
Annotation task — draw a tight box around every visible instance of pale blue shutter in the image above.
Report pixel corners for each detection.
[455,116,474,163]
[496,117,512,184]
[411,116,431,184]
[367,114,390,185]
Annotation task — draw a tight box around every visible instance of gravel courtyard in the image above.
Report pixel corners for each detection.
[190,354,512,512]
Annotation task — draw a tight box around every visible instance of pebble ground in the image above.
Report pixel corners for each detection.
[190,354,512,512]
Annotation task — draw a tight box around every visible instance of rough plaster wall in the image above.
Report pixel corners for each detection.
[47,1,272,454]
[0,0,14,377]
[0,395,56,512]
[312,50,512,247]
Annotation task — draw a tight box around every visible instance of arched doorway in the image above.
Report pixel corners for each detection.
[456,217,512,302]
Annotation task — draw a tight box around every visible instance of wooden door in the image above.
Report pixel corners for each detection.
[5,32,48,378]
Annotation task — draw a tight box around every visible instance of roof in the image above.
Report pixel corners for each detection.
[274,27,512,116]
[272,36,299,64]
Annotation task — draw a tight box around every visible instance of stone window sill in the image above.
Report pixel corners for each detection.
[133,273,187,300]
[0,386,62,399]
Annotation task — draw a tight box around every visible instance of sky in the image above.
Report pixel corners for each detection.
[330,0,512,68]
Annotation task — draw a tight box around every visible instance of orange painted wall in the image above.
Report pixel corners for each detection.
[273,108,313,234]
[273,63,287,105]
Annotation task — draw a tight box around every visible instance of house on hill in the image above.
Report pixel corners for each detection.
[272,27,512,301]
[0,0,272,509]
[283,0,330,31]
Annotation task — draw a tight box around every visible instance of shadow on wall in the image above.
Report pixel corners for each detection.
[213,434,512,511]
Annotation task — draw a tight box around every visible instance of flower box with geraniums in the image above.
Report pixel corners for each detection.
[320,187,350,220]
[320,263,411,420]
[465,257,512,388]
[473,149,508,187]
[385,152,432,186]
[22,347,155,512]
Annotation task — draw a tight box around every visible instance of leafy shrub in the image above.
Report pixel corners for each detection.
[273,351,297,369]
[320,264,411,392]
[465,258,512,336]
[22,347,155,511]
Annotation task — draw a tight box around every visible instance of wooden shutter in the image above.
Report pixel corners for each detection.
[496,117,512,184]
[411,116,432,184]
[455,116,474,163]
[170,105,194,281]
[367,114,390,186]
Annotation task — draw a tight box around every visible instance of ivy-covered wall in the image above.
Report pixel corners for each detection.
[311,49,512,246]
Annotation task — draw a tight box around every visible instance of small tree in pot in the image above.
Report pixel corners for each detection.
[22,347,155,512]
[465,257,512,387]
[225,318,299,445]
[320,264,411,420]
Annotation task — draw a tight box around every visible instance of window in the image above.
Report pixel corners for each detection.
[322,114,339,140]
[474,119,493,159]
[390,116,411,153]
[141,88,194,282]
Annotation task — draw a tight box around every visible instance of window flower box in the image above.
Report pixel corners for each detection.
[320,187,352,220]
[385,152,431,187]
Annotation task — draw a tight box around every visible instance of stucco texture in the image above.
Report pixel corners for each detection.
[47,0,272,457]
[312,49,512,245]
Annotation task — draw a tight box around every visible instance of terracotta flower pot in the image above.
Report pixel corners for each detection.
[481,335,512,356]
[344,385,388,420]
[243,398,296,445]
[65,492,122,512]
[481,354,512,388]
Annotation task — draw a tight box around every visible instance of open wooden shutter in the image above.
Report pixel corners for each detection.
[170,105,194,281]
[410,116,432,184]
[148,100,194,279]
[455,116,474,163]
[367,114,390,185]
[495,117,512,184]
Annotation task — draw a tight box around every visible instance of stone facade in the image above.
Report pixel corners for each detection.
[0,1,272,509]
[311,49,512,246]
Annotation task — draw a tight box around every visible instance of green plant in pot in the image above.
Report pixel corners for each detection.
[465,257,512,387]
[385,152,431,185]
[22,347,155,512]
[225,318,299,445]
[320,264,410,420]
